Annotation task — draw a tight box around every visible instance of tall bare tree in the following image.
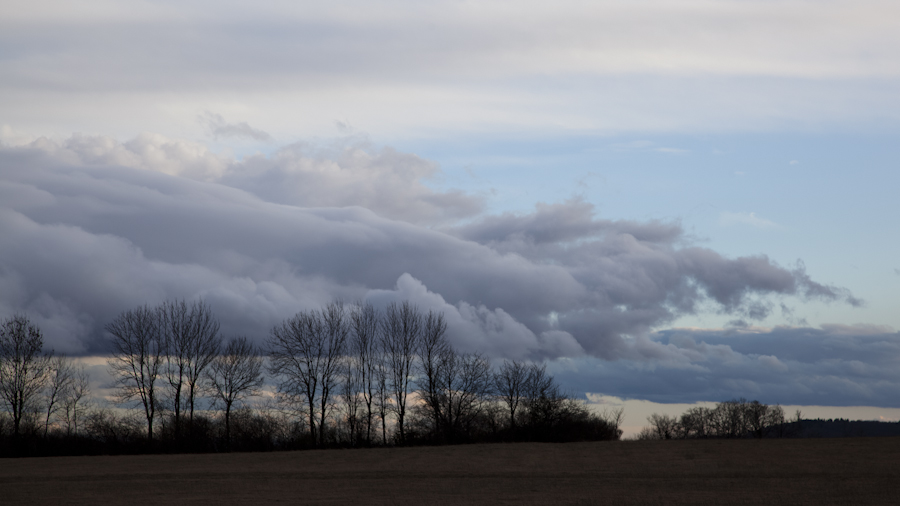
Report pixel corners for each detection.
[349,302,380,445]
[0,315,51,436]
[62,364,90,436]
[106,305,165,442]
[268,301,348,446]
[340,353,362,446]
[43,354,75,437]
[373,350,390,445]
[647,413,679,439]
[380,301,421,444]
[435,352,492,443]
[318,301,349,444]
[522,363,565,431]
[494,359,529,431]
[160,299,221,436]
[206,336,263,447]
[418,311,450,439]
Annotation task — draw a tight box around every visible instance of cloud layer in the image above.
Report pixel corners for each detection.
[555,324,900,407]
[3,1,900,138]
[1,133,858,365]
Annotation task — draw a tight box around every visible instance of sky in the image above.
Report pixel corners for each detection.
[2,0,899,425]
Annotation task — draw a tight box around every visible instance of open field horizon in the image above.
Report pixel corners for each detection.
[2,438,897,505]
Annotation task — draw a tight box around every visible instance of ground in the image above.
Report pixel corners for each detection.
[1,438,897,505]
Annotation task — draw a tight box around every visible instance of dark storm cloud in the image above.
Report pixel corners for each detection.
[450,198,858,358]
[0,135,859,368]
[553,324,900,407]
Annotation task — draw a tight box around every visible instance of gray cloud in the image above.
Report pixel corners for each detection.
[0,134,860,369]
[199,112,273,141]
[553,324,900,407]
[26,133,484,226]
[3,1,900,141]
[449,198,859,357]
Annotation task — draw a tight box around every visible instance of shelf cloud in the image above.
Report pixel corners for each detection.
[0,134,858,366]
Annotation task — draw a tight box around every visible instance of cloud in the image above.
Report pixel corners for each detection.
[199,112,273,141]
[719,211,779,229]
[605,140,689,154]
[653,147,690,154]
[21,132,484,225]
[3,1,900,138]
[553,324,900,407]
[0,134,860,364]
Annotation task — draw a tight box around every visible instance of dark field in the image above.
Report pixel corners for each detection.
[2,438,898,505]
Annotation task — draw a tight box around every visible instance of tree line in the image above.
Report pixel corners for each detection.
[0,300,622,456]
[637,399,791,440]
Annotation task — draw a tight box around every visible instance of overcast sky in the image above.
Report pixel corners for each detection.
[2,0,899,413]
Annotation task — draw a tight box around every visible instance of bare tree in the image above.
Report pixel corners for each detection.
[206,336,263,447]
[765,404,787,437]
[643,399,788,440]
[349,302,380,445]
[160,299,221,436]
[679,406,712,438]
[418,310,450,439]
[437,352,492,443]
[318,301,349,444]
[340,353,362,446]
[494,359,529,431]
[268,301,347,446]
[380,301,421,444]
[43,354,75,437]
[647,413,679,439]
[373,350,390,445]
[106,305,165,441]
[745,400,770,439]
[711,398,749,438]
[522,363,558,428]
[0,315,51,436]
[62,364,90,436]
[160,300,188,436]
[601,406,626,438]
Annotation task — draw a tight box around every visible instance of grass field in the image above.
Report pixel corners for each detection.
[1,438,898,505]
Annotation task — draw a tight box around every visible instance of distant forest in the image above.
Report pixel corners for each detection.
[0,300,621,457]
[637,399,900,440]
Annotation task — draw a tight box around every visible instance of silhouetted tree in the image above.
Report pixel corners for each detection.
[373,348,390,445]
[349,302,380,445]
[494,359,529,432]
[206,336,263,448]
[269,301,348,446]
[340,354,363,445]
[106,305,165,442]
[647,413,679,439]
[522,363,560,430]
[160,299,220,437]
[318,301,349,445]
[679,406,712,438]
[43,354,74,437]
[418,310,451,440]
[437,352,492,442]
[62,364,90,436]
[640,399,788,440]
[381,301,421,444]
[0,315,51,436]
